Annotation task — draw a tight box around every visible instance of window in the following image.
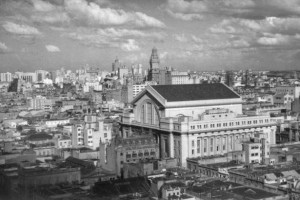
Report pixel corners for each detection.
[104,133,107,137]
[192,140,195,147]
[192,149,194,155]
[204,139,207,153]
[197,139,200,154]
[210,138,214,152]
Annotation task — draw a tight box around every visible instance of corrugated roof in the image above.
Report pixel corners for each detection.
[151,83,240,102]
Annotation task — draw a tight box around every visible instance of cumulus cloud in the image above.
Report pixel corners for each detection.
[174,34,188,42]
[164,0,300,21]
[124,53,147,63]
[96,28,165,40]
[191,35,203,43]
[120,39,140,51]
[0,42,9,53]
[32,0,55,12]
[166,10,202,21]
[164,0,205,21]
[2,21,41,35]
[32,12,70,24]
[65,0,165,28]
[45,45,60,52]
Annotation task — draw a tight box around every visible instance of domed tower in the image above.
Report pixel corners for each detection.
[148,47,160,82]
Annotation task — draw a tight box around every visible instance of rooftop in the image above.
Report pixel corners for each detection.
[151,83,240,102]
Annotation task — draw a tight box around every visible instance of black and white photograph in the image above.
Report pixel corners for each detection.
[0,0,300,199]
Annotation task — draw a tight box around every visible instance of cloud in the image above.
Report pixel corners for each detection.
[164,0,205,21]
[174,34,188,42]
[45,45,60,52]
[166,10,202,21]
[2,21,41,35]
[32,0,55,12]
[64,0,165,28]
[124,53,147,63]
[164,0,300,21]
[32,12,70,24]
[120,39,140,51]
[160,51,169,60]
[0,42,9,53]
[96,28,165,40]
[191,35,203,43]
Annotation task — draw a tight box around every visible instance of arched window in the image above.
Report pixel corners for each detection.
[139,101,159,125]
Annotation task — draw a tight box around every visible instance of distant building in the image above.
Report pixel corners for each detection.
[35,70,48,82]
[112,57,121,73]
[165,70,193,85]
[27,95,55,111]
[148,47,160,83]
[275,85,300,98]
[18,167,81,190]
[15,71,37,83]
[118,66,129,80]
[0,72,12,82]
[225,71,234,88]
[99,136,159,177]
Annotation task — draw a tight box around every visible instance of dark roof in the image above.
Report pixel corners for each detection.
[151,83,240,102]
[28,133,52,141]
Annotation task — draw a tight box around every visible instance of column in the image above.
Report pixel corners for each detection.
[180,134,189,168]
[160,134,165,159]
[296,131,299,142]
[169,132,174,158]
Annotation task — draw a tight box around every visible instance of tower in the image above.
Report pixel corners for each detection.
[148,47,160,82]
[112,57,120,73]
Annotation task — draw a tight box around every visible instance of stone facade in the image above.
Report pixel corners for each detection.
[120,84,283,167]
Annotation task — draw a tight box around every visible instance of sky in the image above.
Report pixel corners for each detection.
[1,0,300,72]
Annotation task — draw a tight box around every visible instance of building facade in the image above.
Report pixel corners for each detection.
[120,83,282,167]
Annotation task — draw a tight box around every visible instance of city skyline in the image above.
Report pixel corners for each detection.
[1,0,300,72]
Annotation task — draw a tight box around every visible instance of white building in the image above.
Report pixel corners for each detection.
[15,72,37,83]
[121,83,283,167]
[0,72,12,82]
[275,86,300,98]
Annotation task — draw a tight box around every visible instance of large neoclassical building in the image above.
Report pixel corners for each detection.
[121,83,282,167]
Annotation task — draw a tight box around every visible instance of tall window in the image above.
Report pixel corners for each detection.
[140,102,159,125]
[210,138,214,152]
[223,137,226,151]
[216,138,220,152]
[204,139,207,153]
[146,102,152,124]
[197,139,200,154]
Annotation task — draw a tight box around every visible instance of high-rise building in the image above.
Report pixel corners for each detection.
[35,70,48,82]
[148,47,160,83]
[112,57,121,73]
[225,71,234,88]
